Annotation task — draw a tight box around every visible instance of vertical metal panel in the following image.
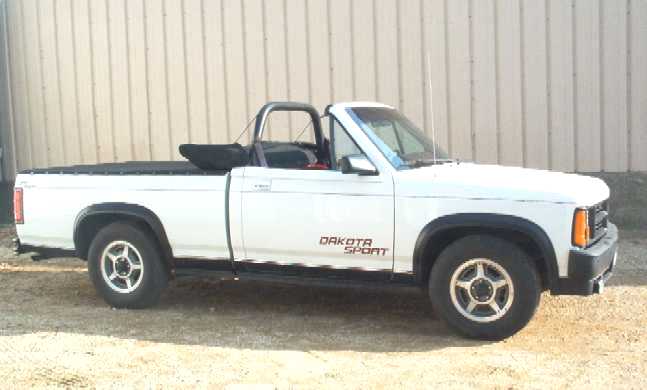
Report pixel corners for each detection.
[54,0,82,165]
[422,0,450,152]
[2,0,647,177]
[183,0,209,145]
[39,0,66,166]
[548,0,576,172]
[630,0,647,171]
[164,0,190,159]
[107,0,134,162]
[263,0,289,140]
[203,0,229,144]
[222,1,248,142]
[496,0,524,166]
[601,0,628,172]
[374,0,399,108]
[23,0,49,168]
[446,0,472,160]
[574,0,601,171]
[286,0,312,140]
[398,0,424,131]
[90,0,116,163]
[306,0,332,113]
[351,0,376,101]
[72,0,99,164]
[0,0,16,179]
[472,0,498,164]
[242,0,267,141]
[521,0,549,169]
[329,0,353,102]
[6,0,31,171]
[126,0,152,161]
[144,0,172,160]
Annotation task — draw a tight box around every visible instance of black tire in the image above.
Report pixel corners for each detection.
[87,222,168,309]
[429,234,541,340]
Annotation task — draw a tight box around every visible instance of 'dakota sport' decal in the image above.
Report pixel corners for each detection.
[319,236,389,256]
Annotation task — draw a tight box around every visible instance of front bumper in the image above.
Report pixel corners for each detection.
[552,223,618,295]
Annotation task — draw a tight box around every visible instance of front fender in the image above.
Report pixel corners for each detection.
[412,213,559,289]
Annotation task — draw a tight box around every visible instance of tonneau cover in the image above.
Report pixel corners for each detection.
[20,161,228,176]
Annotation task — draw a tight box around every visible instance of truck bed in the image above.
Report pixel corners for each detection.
[20,161,228,176]
[15,161,231,257]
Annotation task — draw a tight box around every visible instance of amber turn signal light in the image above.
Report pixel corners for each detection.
[14,188,24,224]
[572,208,589,248]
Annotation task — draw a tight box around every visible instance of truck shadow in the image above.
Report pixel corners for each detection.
[2,260,645,353]
[0,264,488,352]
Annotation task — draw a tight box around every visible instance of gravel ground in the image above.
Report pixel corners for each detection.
[0,226,646,389]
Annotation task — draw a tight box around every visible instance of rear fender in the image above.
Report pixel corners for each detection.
[73,203,173,266]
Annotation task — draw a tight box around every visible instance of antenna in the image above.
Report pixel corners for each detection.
[426,51,437,162]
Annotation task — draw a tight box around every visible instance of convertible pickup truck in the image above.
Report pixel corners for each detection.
[13,102,618,340]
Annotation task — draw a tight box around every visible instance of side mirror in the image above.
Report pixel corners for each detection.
[339,155,378,176]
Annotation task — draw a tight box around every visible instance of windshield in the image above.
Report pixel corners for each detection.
[346,107,450,170]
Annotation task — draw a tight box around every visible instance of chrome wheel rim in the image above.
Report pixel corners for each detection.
[100,240,144,294]
[449,258,514,323]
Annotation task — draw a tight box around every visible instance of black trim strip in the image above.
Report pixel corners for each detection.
[224,172,235,270]
[412,213,559,289]
[73,203,173,262]
[174,258,415,288]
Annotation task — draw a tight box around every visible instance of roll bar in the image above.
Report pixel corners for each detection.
[252,102,325,167]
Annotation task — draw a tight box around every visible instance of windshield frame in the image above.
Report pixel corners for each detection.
[345,107,450,170]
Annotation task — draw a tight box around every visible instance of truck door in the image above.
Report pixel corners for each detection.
[240,112,394,272]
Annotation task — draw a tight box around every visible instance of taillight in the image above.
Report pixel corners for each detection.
[14,187,24,224]
[572,208,589,248]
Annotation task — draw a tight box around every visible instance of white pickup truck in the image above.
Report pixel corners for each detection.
[13,102,618,340]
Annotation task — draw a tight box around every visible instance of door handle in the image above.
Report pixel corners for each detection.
[250,178,271,192]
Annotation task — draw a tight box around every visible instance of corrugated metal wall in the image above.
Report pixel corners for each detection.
[0,0,646,180]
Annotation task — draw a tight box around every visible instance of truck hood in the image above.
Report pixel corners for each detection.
[396,162,609,206]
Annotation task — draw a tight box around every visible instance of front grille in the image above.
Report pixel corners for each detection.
[588,199,609,245]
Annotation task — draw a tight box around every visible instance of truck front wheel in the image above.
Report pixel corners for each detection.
[429,235,541,340]
[87,222,168,309]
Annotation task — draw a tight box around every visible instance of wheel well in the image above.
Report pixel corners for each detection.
[74,213,173,273]
[415,227,549,290]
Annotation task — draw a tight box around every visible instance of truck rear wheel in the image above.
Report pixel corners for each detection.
[87,222,168,309]
[429,235,541,340]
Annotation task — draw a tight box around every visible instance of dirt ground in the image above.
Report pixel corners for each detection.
[0,227,646,389]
